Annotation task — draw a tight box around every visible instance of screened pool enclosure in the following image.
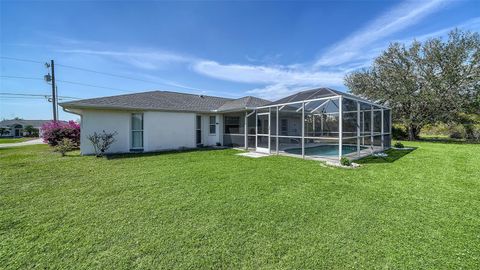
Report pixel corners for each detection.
[222,88,391,161]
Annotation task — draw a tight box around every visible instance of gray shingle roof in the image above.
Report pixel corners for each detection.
[60,91,235,112]
[60,88,377,113]
[216,96,271,112]
[0,119,65,128]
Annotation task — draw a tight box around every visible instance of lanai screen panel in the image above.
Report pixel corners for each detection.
[269,88,337,106]
[254,89,391,160]
[277,102,303,153]
[247,111,256,148]
[303,98,340,158]
[223,112,245,147]
[342,98,358,139]
[270,107,277,152]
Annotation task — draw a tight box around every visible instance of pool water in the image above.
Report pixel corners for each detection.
[284,145,365,156]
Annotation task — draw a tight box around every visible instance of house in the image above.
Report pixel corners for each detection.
[0,119,57,138]
[60,88,391,161]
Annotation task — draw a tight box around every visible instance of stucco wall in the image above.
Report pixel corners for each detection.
[79,109,218,155]
[143,111,197,152]
[80,110,131,155]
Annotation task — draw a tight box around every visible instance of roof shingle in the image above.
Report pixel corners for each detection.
[60,91,234,112]
[216,96,271,112]
[0,119,65,127]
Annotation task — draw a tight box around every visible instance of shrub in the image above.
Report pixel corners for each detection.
[394,142,404,148]
[392,124,408,140]
[54,138,75,157]
[421,123,450,136]
[465,124,480,142]
[449,124,466,139]
[87,130,117,157]
[41,121,80,147]
[340,156,351,166]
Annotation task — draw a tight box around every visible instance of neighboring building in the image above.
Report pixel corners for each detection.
[0,119,58,138]
[60,88,391,161]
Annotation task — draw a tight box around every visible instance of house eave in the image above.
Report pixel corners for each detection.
[60,103,216,114]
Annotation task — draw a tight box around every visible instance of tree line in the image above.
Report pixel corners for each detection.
[345,29,479,141]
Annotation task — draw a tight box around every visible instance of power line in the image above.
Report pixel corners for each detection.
[0,75,132,93]
[1,56,174,87]
[56,79,133,93]
[0,96,74,101]
[55,63,168,86]
[0,75,44,81]
[0,92,80,99]
[1,55,205,92]
[0,56,44,64]
[1,96,47,99]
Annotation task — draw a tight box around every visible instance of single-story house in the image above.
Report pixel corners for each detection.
[0,119,56,137]
[60,88,391,161]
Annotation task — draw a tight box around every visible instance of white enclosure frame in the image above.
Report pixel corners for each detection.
[247,95,391,161]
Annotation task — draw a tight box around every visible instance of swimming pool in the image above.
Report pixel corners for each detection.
[284,145,366,156]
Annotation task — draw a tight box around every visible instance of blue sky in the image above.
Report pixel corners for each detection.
[1,0,479,121]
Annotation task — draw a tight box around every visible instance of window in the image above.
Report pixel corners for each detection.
[196,115,201,144]
[209,116,216,134]
[131,113,143,149]
[281,119,288,134]
[224,116,240,134]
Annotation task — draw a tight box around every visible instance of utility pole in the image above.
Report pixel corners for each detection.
[55,85,59,120]
[51,60,57,121]
[44,60,57,121]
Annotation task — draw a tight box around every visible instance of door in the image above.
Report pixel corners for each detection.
[256,113,270,153]
[196,115,202,145]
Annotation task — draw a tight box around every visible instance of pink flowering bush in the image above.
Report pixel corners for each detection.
[41,120,80,147]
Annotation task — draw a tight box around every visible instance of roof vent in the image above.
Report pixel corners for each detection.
[199,95,204,98]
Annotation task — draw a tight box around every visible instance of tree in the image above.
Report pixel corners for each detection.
[24,125,36,137]
[345,29,480,140]
[0,127,6,136]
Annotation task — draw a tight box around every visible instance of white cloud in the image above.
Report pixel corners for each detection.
[193,0,453,98]
[395,16,480,44]
[54,1,470,100]
[315,0,449,67]
[58,49,194,70]
[191,60,346,99]
[192,61,344,84]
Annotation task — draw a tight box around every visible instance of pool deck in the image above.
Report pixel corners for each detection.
[246,145,385,163]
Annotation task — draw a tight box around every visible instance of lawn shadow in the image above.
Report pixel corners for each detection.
[356,148,416,164]
[417,137,474,144]
[63,151,83,158]
[104,147,231,160]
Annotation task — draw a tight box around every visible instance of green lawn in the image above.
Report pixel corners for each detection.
[0,137,34,144]
[1,142,479,269]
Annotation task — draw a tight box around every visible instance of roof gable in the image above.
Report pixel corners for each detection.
[216,96,271,112]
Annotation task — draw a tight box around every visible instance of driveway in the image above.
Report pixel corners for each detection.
[0,138,45,148]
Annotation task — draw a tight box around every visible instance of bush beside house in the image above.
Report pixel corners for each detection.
[41,121,80,147]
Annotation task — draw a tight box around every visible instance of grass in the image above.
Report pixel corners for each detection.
[0,137,35,144]
[1,142,479,269]
[420,134,450,139]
